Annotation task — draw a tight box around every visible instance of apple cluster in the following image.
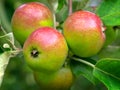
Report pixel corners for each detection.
[11,2,105,90]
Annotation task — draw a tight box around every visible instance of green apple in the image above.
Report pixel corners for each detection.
[63,10,105,57]
[11,2,54,45]
[34,66,74,90]
[23,27,68,72]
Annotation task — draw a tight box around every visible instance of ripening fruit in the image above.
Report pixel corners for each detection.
[34,67,74,90]
[11,2,54,45]
[63,10,105,57]
[23,27,68,72]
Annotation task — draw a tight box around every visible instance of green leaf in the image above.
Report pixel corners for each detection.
[104,26,117,46]
[98,45,120,59]
[96,0,120,26]
[113,29,120,46]
[72,0,89,11]
[93,58,120,90]
[56,5,68,23]
[0,49,20,87]
[0,51,12,86]
[47,0,58,12]
[0,26,4,36]
[71,58,98,84]
[0,32,15,51]
[0,0,12,32]
[56,0,66,13]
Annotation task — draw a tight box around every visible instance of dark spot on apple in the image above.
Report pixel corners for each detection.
[31,49,39,58]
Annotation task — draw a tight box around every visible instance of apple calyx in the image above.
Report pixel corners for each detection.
[31,48,40,58]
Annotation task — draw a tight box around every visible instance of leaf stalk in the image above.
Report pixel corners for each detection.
[71,57,95,68]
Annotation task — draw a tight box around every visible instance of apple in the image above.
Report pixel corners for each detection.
[23,27,68,72]
[11,2,54,45]
[63,10,105,57]
[34,66,74,90]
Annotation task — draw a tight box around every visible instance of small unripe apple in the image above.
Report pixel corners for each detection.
[11,2,54,45]
[63,10,105,57]
[23,27,68,72]
[34,67,74,90]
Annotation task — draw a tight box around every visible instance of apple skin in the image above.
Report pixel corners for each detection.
[34,67,74,90]
[11,2,54,45]
[23,27,68,72]
[63,10,105,57]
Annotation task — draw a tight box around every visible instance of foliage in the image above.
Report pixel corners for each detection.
[0,0,120,90]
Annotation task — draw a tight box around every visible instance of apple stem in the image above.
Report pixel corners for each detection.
[53,13,56,29]
[71,57,95,68]
[10,49,22,57]
[68,0,73,15]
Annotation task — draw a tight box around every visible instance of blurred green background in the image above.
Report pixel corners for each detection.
[0,0,119,90]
